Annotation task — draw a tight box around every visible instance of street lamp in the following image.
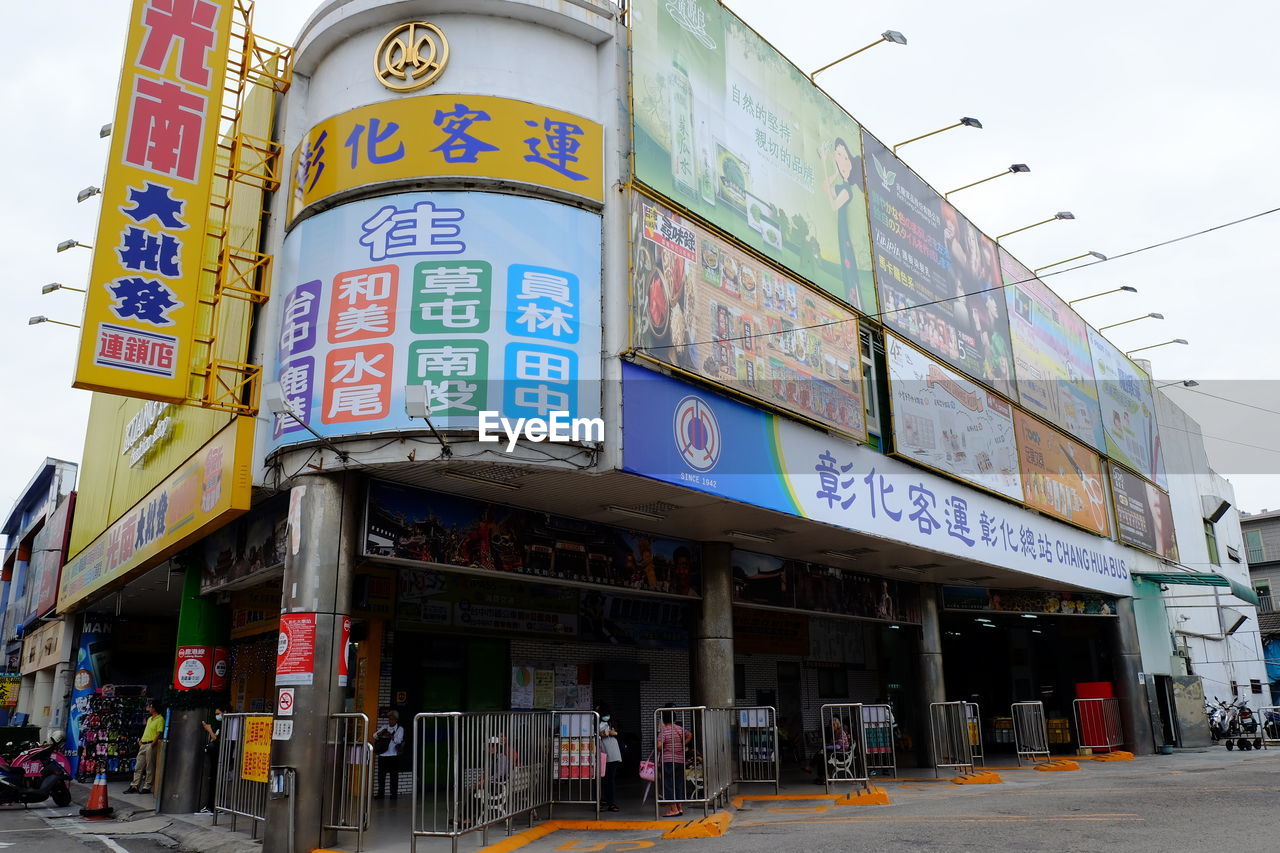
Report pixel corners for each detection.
[55,239,92,253]
[42,282,86,295]
[99,123,112,138]
[76,186,102,203]
[1126,339,1188,357]
[810,29,908,80]
[1033,250,1107,273]
[945,164,1030,198]
[893,117,983,152]
[1098,312,1164,332]
[1068,285,1137,306]
[1156,379,1199,389]
[996,212,1074,243]
[27,315,80,329]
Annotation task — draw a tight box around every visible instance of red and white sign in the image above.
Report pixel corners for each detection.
[276,612,316,686]
[338,616,351,687]
[211,646,229,691]
[174,645,212,690]
[277,687,295,716]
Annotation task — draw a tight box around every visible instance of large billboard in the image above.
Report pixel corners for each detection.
[631,196,866,439]
[74,0,234,400]
[269,191,601,449]
[862,133,1016,396]
[732,550,921,623]
[1013,411,1110,536]
[886,335,1022,501]
[1002,250,1104,449]
[23,496,75,628]
[289,94,604,221]
[1088,328,1165,486]
[631,0,876,312]
[621,363,1152,597]
[1110,463,1178,560]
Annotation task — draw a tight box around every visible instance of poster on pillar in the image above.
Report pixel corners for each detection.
[211,646,229,691]
[276,612,316,686]
[338,616,351,687]
[174,646,214,690]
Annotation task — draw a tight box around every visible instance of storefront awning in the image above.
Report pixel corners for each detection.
[1132,571,1260,606]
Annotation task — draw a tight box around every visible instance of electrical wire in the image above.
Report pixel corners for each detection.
[1174,386,1280,418]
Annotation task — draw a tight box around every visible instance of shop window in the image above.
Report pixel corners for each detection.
[1256,581,1272,614]
[1251,679,1263,694]
[1245,529,1265,563]
[1204,521,1220,566]
[816,667,849,699]
[860,328,882,440]
[1231,681,1239,698]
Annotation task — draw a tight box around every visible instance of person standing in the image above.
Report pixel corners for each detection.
[657,708,691,817]
[373,710,405,800]
[597,705,622,812]
[197,707,224,814]
[125,701,164,795]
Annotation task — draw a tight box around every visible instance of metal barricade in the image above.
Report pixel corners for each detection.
[1260,706,1280,748]
[212,713,270,837]
[550,710,600,818]
[930,702,975,777]
[818,704,870,792]
[965,702,984,767]
[324,713,373,852]
[861,704,897,778]
[1011,701,1050,765]
[732,706,779,792]
[1073,698,1124,752]
[652,706,734,818]
[411,711,552,853]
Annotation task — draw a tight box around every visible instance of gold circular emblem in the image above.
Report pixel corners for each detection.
[374,22,449,92]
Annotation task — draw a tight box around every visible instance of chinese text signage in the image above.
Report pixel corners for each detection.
[632,197,866,439]
[290,94,603,220]
[632,0,877,311]
[1014,411,1110,536]
[240,716,273,782]
[269,191,602,449]
[622,362,1155,597]
[74,0,234,400]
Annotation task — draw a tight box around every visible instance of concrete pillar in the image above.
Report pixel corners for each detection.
[693,543,734,708]
[264,473,360,853]
[1112,597,1154,755]
[916,585,946,767]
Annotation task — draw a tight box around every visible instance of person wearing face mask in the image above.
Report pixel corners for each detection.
[597,704,622,812]
[198,707,225,815]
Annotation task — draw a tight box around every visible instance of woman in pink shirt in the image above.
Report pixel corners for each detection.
[657,709,692,817]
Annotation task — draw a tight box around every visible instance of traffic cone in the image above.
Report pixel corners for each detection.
[79,770,114,819]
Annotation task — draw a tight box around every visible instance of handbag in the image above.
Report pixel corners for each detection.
[599,750,608,777]
[373,729,392,755]
[638,759,655,782]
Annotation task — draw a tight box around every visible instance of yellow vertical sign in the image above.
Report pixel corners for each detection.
[241,715,273,783]
[73,0,234,402]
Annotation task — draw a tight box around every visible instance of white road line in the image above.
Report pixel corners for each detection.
[0,827,55,833]
[96,835,131,853]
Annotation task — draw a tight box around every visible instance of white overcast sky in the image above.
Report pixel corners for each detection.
[2,0,1278,515]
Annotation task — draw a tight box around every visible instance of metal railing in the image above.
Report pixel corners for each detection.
[732,706,779,792]
[930,702,976,777]
[861,704,897,778]
[1259,706,1280,748]
[1073,698,1124,752]
[410,711,552,853]
[818,704,869,792]
[652,706,733,818]
[550,710,600,818]
[1011,701,1050,765]
[324,713,373,851]
[965,702,985,767]
[213,713,270,837]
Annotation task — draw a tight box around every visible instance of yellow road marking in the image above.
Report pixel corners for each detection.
[555,841,655,851]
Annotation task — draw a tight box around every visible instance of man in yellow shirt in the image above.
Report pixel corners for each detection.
[124,701,165,795]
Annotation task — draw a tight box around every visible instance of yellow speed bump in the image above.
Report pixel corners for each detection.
[662,812,732,838]
[1036,760,1081,772]
[835,786,890,805]
[952,770,1003,785]
[1088,751,1134,762]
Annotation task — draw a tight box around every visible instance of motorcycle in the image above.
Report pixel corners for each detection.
[1235,701,1262,751]
[0,730,73,807]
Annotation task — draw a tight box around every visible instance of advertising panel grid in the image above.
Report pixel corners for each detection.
[1013,410,1110,537]
[886,334,1022,502]
[731,549,921,623]
[1088,328,1166,487]
[74,0,234,400]
[862,132,1016,396]
[632,0,877,312]
[1109,462,1178,560]
[631,195,866,439]
[1002,249,1104,449]
[269,191,602,449]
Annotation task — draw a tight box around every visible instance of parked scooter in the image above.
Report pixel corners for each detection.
[1235,701,1262,751]
[1206,697,1264,751]
[0,730,73,807]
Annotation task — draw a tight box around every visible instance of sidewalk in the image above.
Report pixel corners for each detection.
[65,779,262,853]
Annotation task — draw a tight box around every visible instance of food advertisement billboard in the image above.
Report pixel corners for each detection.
[1088,328,1165,487]
[631,0,876,312]
[1002,250,1104,449]
[1013,410,1110,536]
[631,197,866,439]
[269,191,601,450]
[886,335,1022,500]
[1110,463,1178,560]
[863,133,1016,396]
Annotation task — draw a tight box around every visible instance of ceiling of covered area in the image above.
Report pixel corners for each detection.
[360,458,1101,595]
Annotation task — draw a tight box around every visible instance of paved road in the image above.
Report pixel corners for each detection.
[0,804,172,853]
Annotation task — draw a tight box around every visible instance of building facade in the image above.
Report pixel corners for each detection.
[1242,509,1280,703]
